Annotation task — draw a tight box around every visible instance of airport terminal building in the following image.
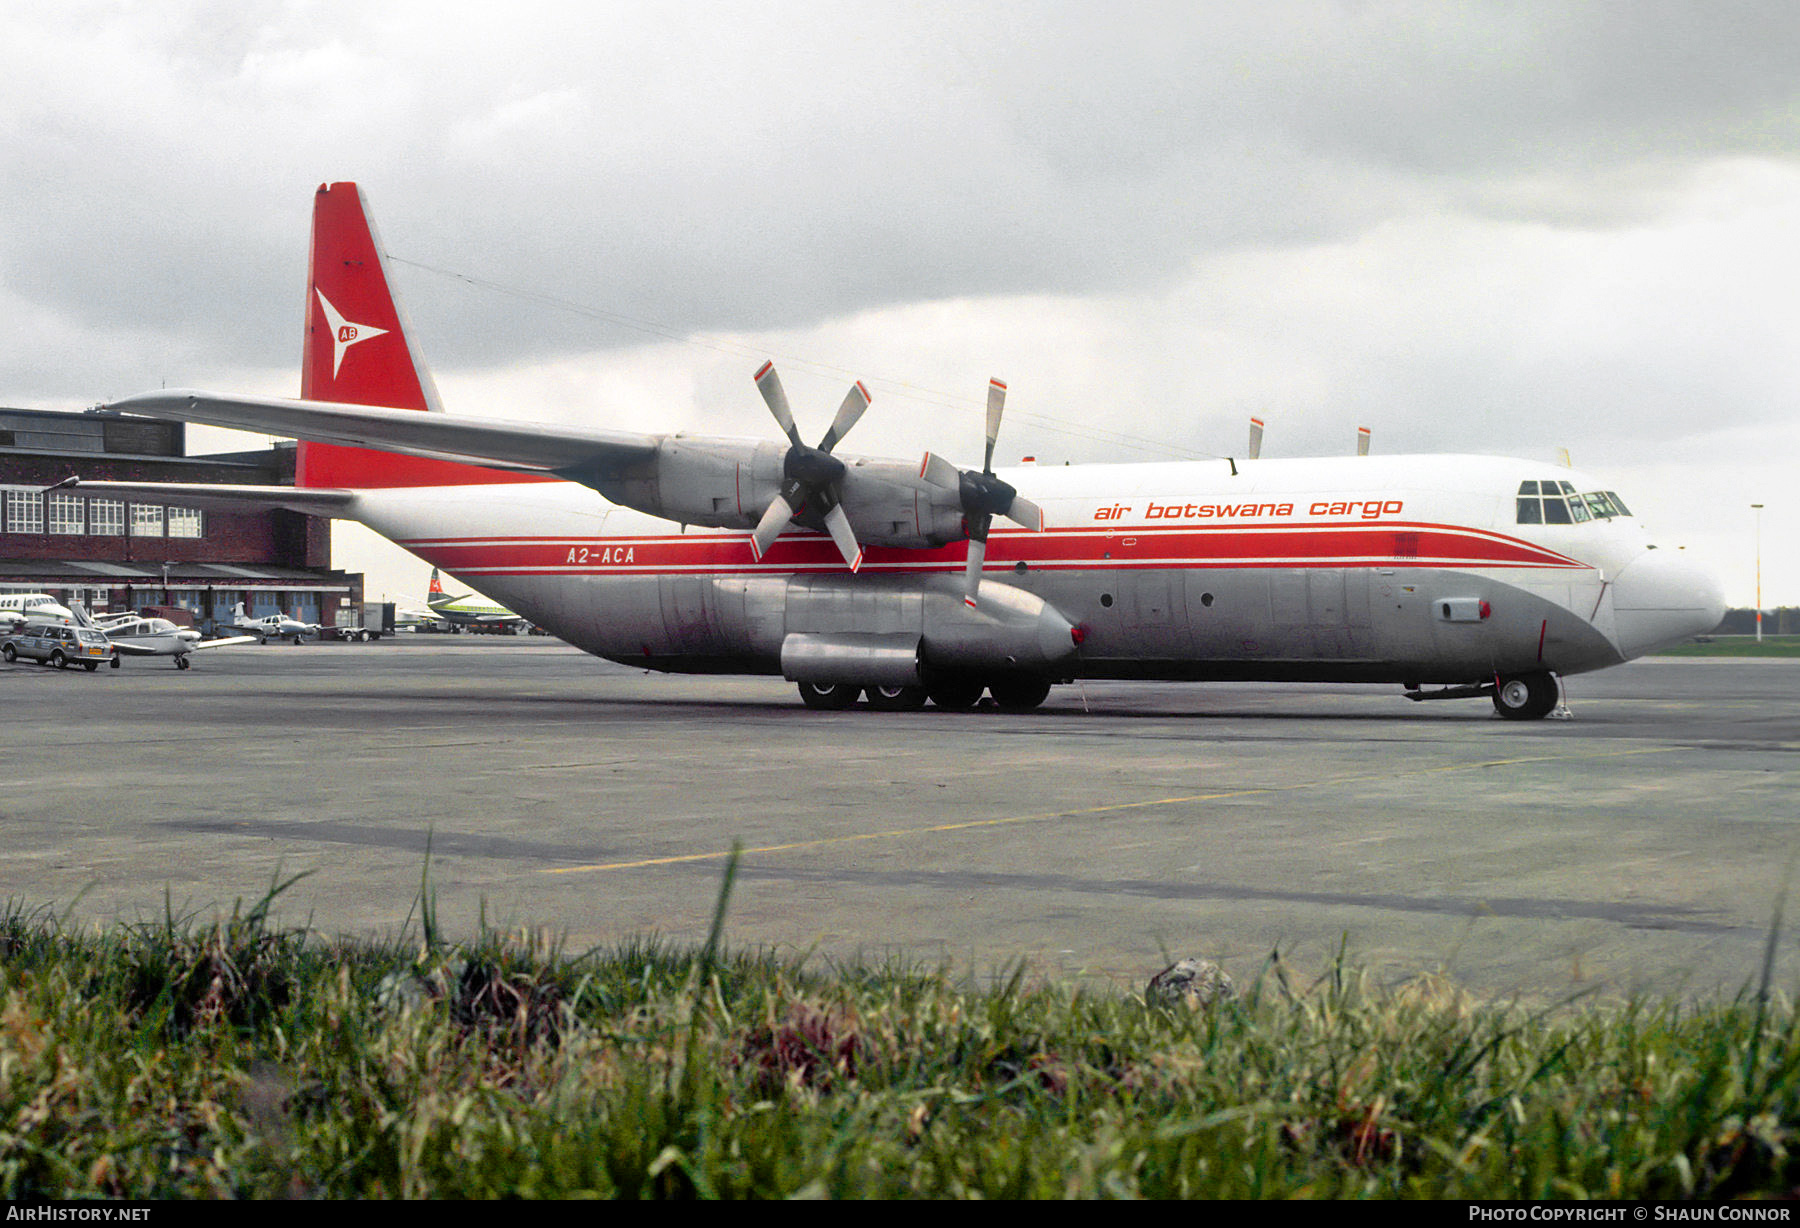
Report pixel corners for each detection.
[0,407,362,629]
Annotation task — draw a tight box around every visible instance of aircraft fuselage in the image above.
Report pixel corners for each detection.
[349,452,1723,690]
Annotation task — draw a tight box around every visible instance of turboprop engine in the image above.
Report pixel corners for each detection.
[576,364,1040,564]
[587,436,969,549]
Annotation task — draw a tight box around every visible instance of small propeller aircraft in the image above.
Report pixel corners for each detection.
[62,182,1725,718]
[69,606,257,669]
[227,603,321,645]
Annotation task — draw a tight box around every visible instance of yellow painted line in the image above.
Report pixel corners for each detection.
[544,745,1676,876]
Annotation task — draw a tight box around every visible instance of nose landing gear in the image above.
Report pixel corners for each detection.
[1492,671,1560,721]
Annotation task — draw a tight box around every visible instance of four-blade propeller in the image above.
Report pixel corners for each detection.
[918,378,1046,607]
[748,361,870,571]
[745,364,1044,598]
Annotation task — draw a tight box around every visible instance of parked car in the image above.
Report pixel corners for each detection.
[1,621,115,671]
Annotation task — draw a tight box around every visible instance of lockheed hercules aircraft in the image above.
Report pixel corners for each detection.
[68,183,1724,718]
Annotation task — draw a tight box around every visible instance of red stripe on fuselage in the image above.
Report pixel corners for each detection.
[395,521,1591,577]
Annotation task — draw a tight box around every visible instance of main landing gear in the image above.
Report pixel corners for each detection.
[796,672,1055,713]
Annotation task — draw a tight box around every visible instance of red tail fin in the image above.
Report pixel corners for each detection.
[296,182,549,490]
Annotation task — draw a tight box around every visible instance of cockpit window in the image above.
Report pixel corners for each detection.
[1517,478,1635,525]
[1517,479,1571,523]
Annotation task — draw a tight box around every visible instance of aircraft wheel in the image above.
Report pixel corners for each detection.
[797,681,861,710]
[1,644,14,663]
[1492,672,1558,721]
[51,651,67,669]
[866,684,928,712]
[989,675,1052,712]
[83,661,99,672]
[926,676,985,711]
[111,656,121,668]
[176,656,191,670]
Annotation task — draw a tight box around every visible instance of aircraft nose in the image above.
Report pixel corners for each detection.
[1610,549,1727,660]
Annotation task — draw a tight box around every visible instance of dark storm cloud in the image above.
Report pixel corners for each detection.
[9,0,1800,398]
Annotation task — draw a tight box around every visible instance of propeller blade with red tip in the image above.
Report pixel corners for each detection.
[919,451,962,490]
[983,378,1007,471]
[822,503,864,572]
[1005,494,1045,532]
[754,361,803,448]
[750,489,798,560]
[962,531,988,608]
[818,381,871,453]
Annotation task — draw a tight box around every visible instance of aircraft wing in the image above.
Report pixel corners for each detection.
[190,635,261,651]
[106,390,661,476]
[106,640,163,656]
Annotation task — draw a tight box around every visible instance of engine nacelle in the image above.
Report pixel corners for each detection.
[838,460,967,548]
[588,435,777,530]
[584,437,968,548]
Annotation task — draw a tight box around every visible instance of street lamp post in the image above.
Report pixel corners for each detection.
[1752,504,1764,644]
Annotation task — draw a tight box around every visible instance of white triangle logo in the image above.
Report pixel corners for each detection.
[314,289,389,379]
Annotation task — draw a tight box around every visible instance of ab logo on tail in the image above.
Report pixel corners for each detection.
[314,289,388,378]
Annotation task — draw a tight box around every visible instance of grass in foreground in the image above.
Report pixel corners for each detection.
[6,889,1800,1198]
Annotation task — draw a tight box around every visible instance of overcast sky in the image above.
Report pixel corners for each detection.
[4,1,1797,606]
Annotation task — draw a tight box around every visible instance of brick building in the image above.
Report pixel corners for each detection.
[0,407,362,629]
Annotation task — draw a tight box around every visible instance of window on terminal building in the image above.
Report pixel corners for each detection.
[4,488,44,534]
[89,498,124,536]
[167,506,203,539]
[47,493,85,535]
[130,503,164,537]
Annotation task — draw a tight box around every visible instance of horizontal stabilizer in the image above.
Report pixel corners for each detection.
[49,478,359,517]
